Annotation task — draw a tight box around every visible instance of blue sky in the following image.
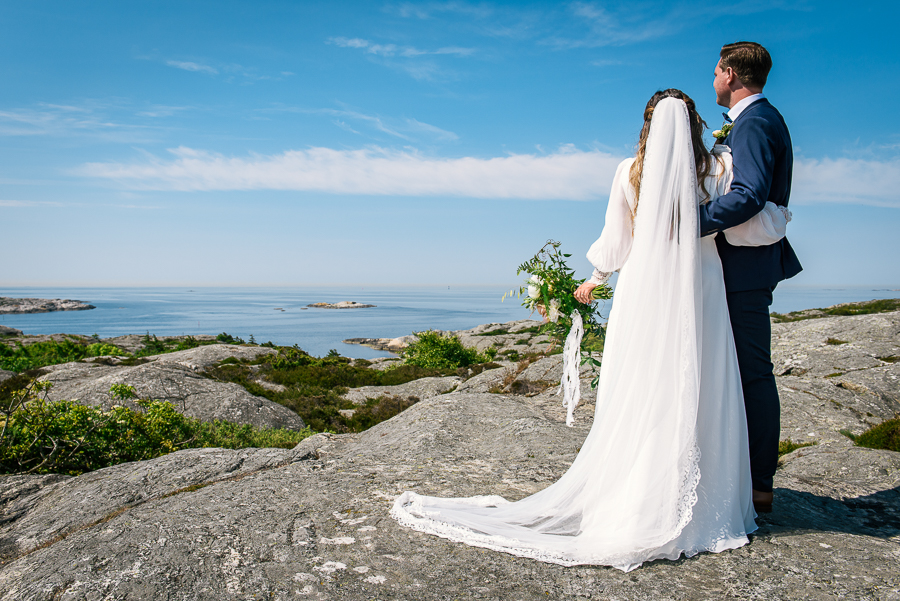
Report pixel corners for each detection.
[1,0,898,287]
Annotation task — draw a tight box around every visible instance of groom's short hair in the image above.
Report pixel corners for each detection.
[720,42,772,89]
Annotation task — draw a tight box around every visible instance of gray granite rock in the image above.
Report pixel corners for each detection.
[0,325,22,337]
[772,311,900,449]
[341,376,463,405]
[1,389,898,600]
[145,343,275,371]
[37,345,304,431]
[1,310,900,600]
[0,369,15,383]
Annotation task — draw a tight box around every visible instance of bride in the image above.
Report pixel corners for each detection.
[392,90,765,572]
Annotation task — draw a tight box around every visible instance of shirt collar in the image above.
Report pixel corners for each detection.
[727,92,766,122]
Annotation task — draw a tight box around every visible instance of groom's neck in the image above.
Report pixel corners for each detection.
[726,86,764,109]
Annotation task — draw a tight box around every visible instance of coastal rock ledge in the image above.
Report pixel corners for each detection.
[1,305,899,600]
[0,297,95,314]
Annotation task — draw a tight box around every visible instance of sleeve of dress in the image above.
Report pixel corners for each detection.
[710,149,792,247]
[699,115,778,236]
[586,159,634,284]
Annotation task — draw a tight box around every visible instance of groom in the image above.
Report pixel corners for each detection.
[698,41,802,512]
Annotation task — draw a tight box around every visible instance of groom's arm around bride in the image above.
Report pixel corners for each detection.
[698,42,802,510]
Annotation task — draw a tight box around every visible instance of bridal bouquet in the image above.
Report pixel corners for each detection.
[510,240,612,341]
[504,240,613,426]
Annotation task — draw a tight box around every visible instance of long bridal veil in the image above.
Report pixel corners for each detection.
[391,98,748,571]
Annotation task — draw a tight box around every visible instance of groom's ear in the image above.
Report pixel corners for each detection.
[723,66,737,86]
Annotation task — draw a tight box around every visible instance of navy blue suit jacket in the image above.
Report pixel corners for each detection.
[699,98,802,292]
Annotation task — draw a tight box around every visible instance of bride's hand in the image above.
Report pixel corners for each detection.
[574,282,597,304]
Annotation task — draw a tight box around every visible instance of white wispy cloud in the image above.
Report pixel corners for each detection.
[76,145,623,199]
[166,60,218,74]
[0,102,158,141]
[792,156,900,208]
[136,105,192,118]
[0,199,66,207]
[260,105,458,142]
[552,1,806,49]
[392,2,494,20]
[76,146,900,208]
[328,36,475,58]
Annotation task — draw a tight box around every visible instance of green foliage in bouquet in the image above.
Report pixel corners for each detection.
[506,240,614,389]
[509,240,613,342]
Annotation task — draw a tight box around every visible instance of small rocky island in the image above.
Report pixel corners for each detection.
[0,297,95,314]
[306,301,376,309]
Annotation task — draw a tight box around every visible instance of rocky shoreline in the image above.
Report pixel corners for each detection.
[0,301,898,599]
[0,297,95,314]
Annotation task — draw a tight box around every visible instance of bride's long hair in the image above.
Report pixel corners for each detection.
[629,89,715,213]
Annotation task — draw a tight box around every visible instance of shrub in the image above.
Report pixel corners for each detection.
[401,331,490,370]
[0,380,315,476]
[0,338,128,372]
[135,334,212,357]
[216,332,245,345]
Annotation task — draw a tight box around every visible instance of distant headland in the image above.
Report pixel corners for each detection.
[0,297,95,314]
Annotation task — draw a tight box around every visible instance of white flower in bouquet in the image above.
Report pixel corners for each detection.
[548,298,561,323]
[527,274,543,299]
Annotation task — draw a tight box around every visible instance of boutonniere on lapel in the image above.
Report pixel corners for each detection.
[712,122,733,143]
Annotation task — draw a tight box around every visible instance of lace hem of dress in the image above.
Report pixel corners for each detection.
[389,453,716,573]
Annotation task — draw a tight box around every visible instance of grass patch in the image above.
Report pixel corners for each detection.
[845,418,900,452]
[825,372,843,378]
[515,325,543,334]
[771,298,900,323]
[778,439,817,457]
[826,338,848,345]
[477,328,509,336]
[879,356,900,364]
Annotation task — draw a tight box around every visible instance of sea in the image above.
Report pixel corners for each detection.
[1,285,898,359]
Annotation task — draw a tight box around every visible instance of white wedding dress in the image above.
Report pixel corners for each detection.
[391,99,758,572]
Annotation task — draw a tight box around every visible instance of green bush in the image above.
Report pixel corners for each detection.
[850,418,900,452]
[401,331,491,370]
[216,332,245,345]
[134,333,213,357]
[0,381,315,476]
[0,332,220,373]
[0,338,125,372]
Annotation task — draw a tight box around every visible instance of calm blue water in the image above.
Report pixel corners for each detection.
[0,286,536,359]
[1,285,897,358]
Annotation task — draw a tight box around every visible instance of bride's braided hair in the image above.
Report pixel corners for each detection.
[629,89,716,216]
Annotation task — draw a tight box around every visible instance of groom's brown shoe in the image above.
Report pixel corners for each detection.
[753,489,773,513]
